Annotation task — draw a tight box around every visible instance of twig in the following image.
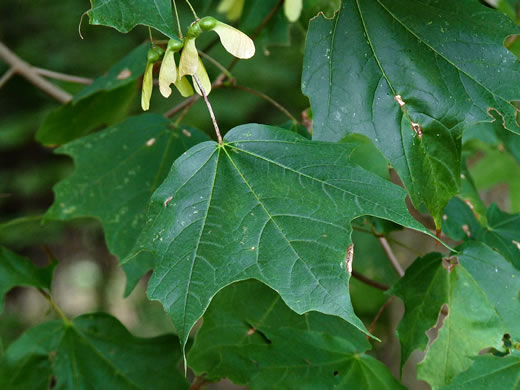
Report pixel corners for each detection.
[379,237,404,277]
[33,67,92,85]
[367,297,393,335]
[0,67,15,88]
[351,270,389,291]
[0,41,72,103]
[193,74,222,143]
[38,288,70,324]
[233,84,298,123]
[198,51,233,79]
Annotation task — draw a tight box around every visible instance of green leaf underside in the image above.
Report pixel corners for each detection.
[45,114,209,294]
[126,124,432,350]
[302,0,520,227]
[390,242,520,388]
[87,0,178,39]
[0,246,55,312]
[440,351,520,390]
[443,197,520,269]
[0,313,188,390]
[188,280,404,390]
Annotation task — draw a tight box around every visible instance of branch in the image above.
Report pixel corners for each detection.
[351,270,389,291]
[0,67,15,88]
[33,67,92,85]
[232,84,298,123]
[367,297,393,335]
[0,41,72,103]
[378,236,405,277]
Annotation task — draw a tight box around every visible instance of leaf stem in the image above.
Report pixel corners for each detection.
[184,0,198,19]
[38,288,71,325]
[367,297,393,335]
[192,74,222,144]
[0,67,15,88]
[172,0,183,38]
[148,26,154,45]
[351,270,389,291]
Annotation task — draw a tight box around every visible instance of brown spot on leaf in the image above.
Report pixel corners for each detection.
[146,138,156,147]
[442,256,459,272]
[345,244,354,274]
[182,129,192,137]
[464,199,475,211]
[462,224,471,237]
[513,240,520,250]
[411,122,423,138]
[247,328,256,336]
[394,94,406,107]
[117,68,132,80]
[164,196,173,207]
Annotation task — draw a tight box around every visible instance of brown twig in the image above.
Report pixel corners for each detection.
[378,236,404,277]
[193,74,222,143]
[367,297,393,335]
[33,67,93,85]
[0,67,15,88]
[0,41,72,103]
[233,84,298,123]
[351,270,389,291]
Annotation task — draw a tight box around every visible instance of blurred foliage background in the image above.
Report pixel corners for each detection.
[1,1,519,389]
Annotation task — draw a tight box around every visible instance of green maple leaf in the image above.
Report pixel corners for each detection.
[0,246,55,312]
[390,242,520,388]
[443,197,520,269]
[125,124,434,351]
[440,350,520,390]
[302,0,520,227]
[45,114,209,294]
[188,280,405,390]
[0,313,188,390]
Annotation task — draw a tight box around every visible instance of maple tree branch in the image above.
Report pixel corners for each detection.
[232,84,298,123]
[33,67,93,85]
[367,297,393,335]
[0,41,72,103]
[193,74,222,144]
[0,67,16,88]
[351,270,389,291]
[379,236,405,277]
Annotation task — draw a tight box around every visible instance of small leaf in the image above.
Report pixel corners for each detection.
[188,280,405,390]
[284,0,303,22]
[45,114,209,294]
[126,124,433,351]
[443,198,520,269]
[0,314,188,389]
[440,351,520,390]
[0,246,55,312]
[213,22,256,59]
